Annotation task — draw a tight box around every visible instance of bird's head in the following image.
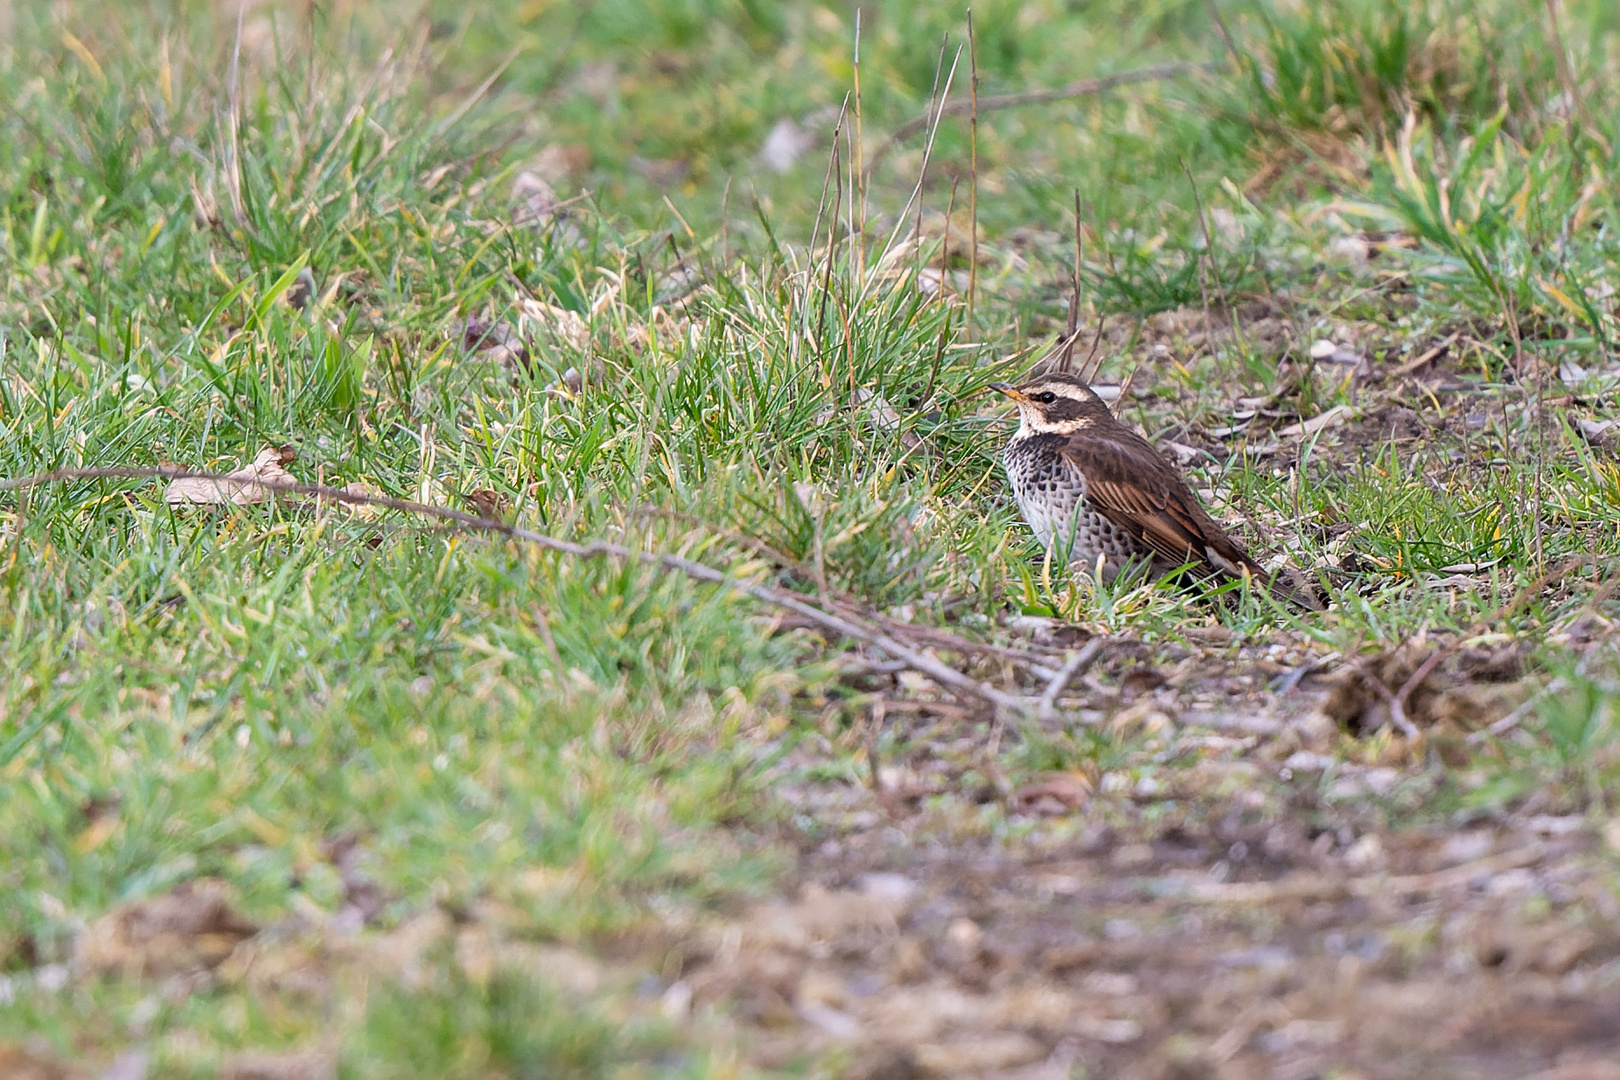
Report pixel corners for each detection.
[988,372,1113,435]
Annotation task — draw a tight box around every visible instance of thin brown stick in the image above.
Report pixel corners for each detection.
[966,8,980,339]
[1543,0,1601,149]
[1186,844,1545,905]
[1181,157,1227,351]
[869,61,1210,173]
[1352,658,1420,738]
[1078,315,1107,383]
[851,9,867,280]
[1061,190,1084,373]
[532,605,564,670]
[1379,555,1597,732]
[807,94,850,362]
[1386,330,1459,379]
[818,137,843,367]
[1037,638,1103,722]
[1202,0,1240,68]
[1,465,1026,712]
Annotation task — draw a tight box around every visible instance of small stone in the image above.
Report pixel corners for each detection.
[945,917,982,956]
[1604,818,1620,854]
[913,1034,1045,1075]
[1344,833,1386,873]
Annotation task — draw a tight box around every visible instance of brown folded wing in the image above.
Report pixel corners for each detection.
[1062,435,1260,577]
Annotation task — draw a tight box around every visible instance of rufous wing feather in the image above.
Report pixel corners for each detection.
[1063,435,1322,609]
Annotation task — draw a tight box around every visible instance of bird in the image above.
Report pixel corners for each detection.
[990,371,1322,610]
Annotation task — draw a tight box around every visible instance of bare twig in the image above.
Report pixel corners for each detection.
[1466,577,1620,744]
[632,506,1092,683]
[1037,638,1104,722]
[966,8,980,338]
[1187,844,1545,905]
[1202,0,1241,69]
[1543,0,1602,149]
[1,466,1026,712]
[1353,659,1421,738]
[869,62,1211,174]
[1374,556,1597,736]
[1386,331,1460,379]
[1059,191,1084,374]
[1467,677,1567,745]
[866,697,886,799]
[1077,316,1107,383]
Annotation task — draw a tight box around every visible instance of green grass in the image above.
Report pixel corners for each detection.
[6,0,1620,1073]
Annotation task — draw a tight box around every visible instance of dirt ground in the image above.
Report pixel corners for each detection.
[663,656,1620,1080]
[642,308,1620,1080]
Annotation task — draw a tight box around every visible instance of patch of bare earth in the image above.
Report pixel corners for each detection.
[668,682,1620,1079]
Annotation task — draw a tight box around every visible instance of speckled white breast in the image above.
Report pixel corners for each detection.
[1004,434,1145,578]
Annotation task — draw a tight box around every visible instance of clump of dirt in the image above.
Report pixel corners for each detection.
[75,878,259,980]
[1321,639,1531,739]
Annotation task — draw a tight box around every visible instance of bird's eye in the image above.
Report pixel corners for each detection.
[1033,392,1057,404]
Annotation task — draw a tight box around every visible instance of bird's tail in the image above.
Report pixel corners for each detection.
[1216,542,1324,612]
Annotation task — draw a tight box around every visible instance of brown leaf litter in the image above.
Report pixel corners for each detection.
[163,446,298,508]
[75,878,258,979]
[1322,638,1531,741]
[666,785,1620,1080]
[694,617,1620,1079]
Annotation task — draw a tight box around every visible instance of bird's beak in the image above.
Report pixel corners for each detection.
[988,382,1029,404]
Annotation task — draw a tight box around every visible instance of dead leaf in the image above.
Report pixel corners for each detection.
[461,317,531,371]
[328,481,382,519]
[628,155,689,187]
[100,1050,147,1080]
[1321,643,1527,737]
[1277,404,1352,439]
[164,446,297,508]
[1207,420,1252,439]
[811,389,918,448]
[284,268,316,312]
[1164,440,1215,465]
[512,171,559,222]
[517,299,590,351]
[1578,418,1617,445]
[743,884,911,952]
[759,118,816,174]
[359,909,451,991]
[913,1033,1046,1075]
[462,489,510,522]
[1327,229,1416,262]
[1010,772,1093,816]
[76,878,258,978]
[222,1049,335,1080]
[0,1043,81,1080]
